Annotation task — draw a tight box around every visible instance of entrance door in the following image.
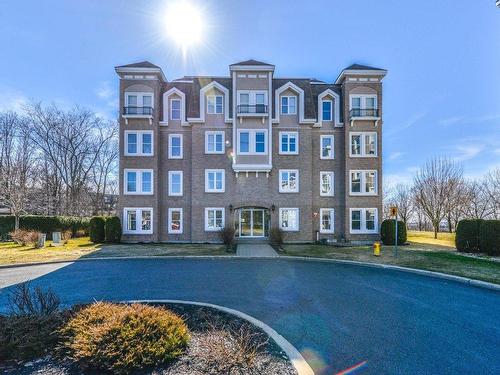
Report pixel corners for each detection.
[240,209,252,237]
[235,208,269,238]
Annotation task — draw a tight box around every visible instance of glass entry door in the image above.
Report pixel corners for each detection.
[235,208,269,238]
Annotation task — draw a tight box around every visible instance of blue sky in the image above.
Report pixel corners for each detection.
[0,0,499,186]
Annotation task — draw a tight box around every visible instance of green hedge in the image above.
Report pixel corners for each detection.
[479,220,500,256]
[0,216,90,241]
[380,219,407,245]
[104,216,121,243]
[89,217,106,243]
[455,219,483,253]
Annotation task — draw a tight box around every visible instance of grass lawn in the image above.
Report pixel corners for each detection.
[407,230,455,248]
[281,243,500,285]
[0,237,226,266]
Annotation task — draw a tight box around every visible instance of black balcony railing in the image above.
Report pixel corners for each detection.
[237,104,268,114]
[123,106,153,115]
[350,108,379,118]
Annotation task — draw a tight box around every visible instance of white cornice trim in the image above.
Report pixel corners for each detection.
[335,69,387,84]
[115,67,167,82]
[229,65,275,72]
[162,87,188,126]
[317,89,341,126]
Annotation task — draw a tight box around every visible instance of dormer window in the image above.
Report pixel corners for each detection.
[207,95,223,114]
[281,96,297,115]
[322,100,332,121]
[170,99,181,120]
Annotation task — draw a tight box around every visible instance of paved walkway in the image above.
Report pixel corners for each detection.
[236,243,278,257]
[0,258,498,374]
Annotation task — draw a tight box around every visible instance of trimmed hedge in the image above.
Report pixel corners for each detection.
[0,216,89,241]
[455,219,483,253]
[104,216,122,243]
[89,217,106,243]
[380,219,407,245]
[479,220,500,256]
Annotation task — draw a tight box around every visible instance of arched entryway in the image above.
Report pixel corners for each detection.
[234,207,271,238]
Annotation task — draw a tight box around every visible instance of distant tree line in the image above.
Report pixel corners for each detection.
[0,103,118,228]
[385,157,500,238]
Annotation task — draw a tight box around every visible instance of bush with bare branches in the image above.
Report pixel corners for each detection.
[9,229,41,247]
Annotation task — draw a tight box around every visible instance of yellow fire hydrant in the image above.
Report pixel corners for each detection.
[373,241,381,256]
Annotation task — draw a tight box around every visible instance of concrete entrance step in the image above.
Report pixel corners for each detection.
[236,243,278,257]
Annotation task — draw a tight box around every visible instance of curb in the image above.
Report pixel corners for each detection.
[0,254,498,292]
[125,299,315,375]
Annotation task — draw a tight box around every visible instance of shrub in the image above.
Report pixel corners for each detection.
[62,230,72,243]
[9,229,41,247]
[479,220,500,256]
[269,227,284,249]
[456,219,483,253]
[219,226,235,250]
[105,216,122,243]
[0,216,15,241]
[380,219,407,245]
[8,282,61,316]
[89,217,106,243]
[59,302,189,373]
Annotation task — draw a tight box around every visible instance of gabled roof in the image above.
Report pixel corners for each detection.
[335,63,387,84]
[116,61,161,69]
[229,59,273,66]
[344,63,385,71]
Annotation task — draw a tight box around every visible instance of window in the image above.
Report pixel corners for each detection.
[170,99,181,120]
[350,170,378,195]
[205,169,225,193]
[168,171,183,196]
[124,92,154,114]
[350,95,378,116]
[320,171,334,196]
[279,170,299,193]
[320,135,334,159]
[168,208,183,234]
[205,208,225,231]
[320,208,335,234]
[125,131,153,156]
[205,131,225,154]
[281,96,297,115]
[237,91,267,113]
[168,134,183,159]
[124,169,153,195]
[123,208,153,234]
[322,100,332,121]
[350,208,378,233]
[207,95,223,114]
[142,95,152,108]
[280,132,298,155]
[279,208,299,231]
[350,132,377,157]
[237,130,267,155]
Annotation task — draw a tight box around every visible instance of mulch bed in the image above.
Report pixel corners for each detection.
[1,303,296,375]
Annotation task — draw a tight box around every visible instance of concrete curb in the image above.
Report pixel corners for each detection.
[0,254,498,292]
[124,299,315,375]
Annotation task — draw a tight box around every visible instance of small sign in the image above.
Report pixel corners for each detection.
[390,206,398,217]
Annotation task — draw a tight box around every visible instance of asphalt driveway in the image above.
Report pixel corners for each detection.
[0,258,498,374]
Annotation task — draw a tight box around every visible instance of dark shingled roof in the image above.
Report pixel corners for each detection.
[230,59,274,67]
[344,63,385,71]
[116,61,161,69]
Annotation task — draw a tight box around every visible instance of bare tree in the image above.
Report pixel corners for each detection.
[461,180,492,220]
[390,184,414,225]
[413,157,463,238]
[484,168,500,219]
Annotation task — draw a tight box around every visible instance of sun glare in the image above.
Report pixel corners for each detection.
[165,1,204,51]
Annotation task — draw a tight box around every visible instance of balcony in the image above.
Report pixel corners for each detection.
[122,106,154,124]
[236,104,268,123]
[349,108,380,126]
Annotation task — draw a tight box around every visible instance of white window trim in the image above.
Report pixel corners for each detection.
[205,169,225,193]
[168,208,183,234]
[205,131,225,154]
[123,169,154,195]
[161,88,186,126]
[322,100,333,121]
[320,208,335,234]
[349,208,379,234]
[170,98,182,120]
[236,90,268,106]
[204,207,225,231]
[320,171,335,197]
[350,132,378,157]
[168,171,183,196]
[349,170,378,196]
[168,134,183,159]
[124,130,154,156]
[279,208,299,231]
[207,95,223,114]
[237,129,268,155]
[320,135,335,159]
[123,207,153,235]
[281,96,297,115]
[279,169,299,193]
[124,92,154,108]
[279,131,299,155]
[349,94,378,110]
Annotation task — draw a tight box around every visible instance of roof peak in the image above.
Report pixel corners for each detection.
[344,63,385,71]
[116,61,161,69]
[230,59,274,67]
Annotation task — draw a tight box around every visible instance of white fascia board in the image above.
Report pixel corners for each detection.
[335,69,387,84]
[115,67,167,82]
[229,65,275,72]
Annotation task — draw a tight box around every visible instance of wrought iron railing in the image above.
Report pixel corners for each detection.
[237,104,268,114]
[123,106,153,115]
[350,108,379,118]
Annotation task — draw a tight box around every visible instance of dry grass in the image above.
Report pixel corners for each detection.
[407,230,455,248]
